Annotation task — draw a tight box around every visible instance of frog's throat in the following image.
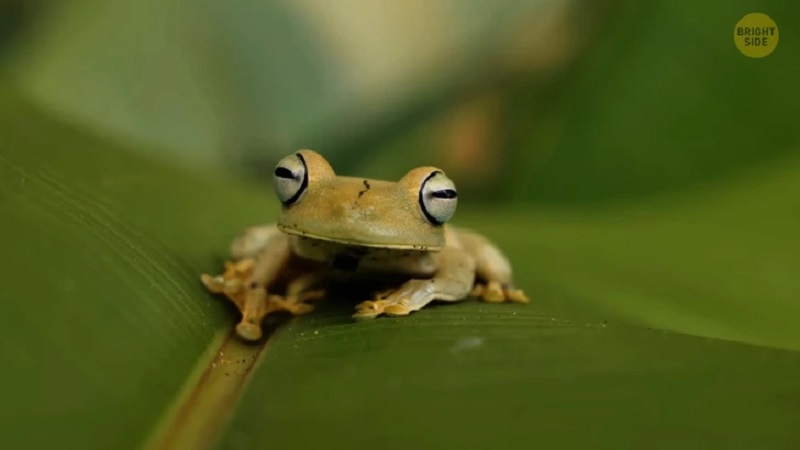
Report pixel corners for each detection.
[277,225,444,251]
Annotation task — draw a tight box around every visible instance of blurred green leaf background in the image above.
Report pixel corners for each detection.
[1,0,799,449]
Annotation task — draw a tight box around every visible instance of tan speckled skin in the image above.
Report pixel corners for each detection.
[277,150,446,250]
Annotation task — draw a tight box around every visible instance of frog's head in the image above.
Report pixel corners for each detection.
[272,149,458,251]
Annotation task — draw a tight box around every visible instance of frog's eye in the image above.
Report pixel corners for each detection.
[273,153,308,205]
[419,171,458,225]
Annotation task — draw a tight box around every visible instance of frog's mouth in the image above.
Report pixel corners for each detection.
[278,224,443,251]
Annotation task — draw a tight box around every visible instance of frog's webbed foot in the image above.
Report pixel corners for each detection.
[234,288,325,341]
[201,260,326,341]
[200,259,255,310]
[352,299,395,320]
[353,279,448,320]
[471,281,529,304]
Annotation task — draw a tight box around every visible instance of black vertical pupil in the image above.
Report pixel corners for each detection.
[431,189,457,199]
[274,166,295,179]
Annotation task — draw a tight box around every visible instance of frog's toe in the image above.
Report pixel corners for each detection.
[235,321,263,341]
[505,288,529,304]
[271,289,326,315]
[474,281,530,304]
[354,280,435,320]
[201,274,225,293]
[352,309,381,320]
[479,281,506,303]
[293,303,316,314]
[384,303,412,316]
[233,287,271,341]
[269,297,315,315]
[297,289,327,303]
[231,258,256,276]
[352,311,378,321]
[222,279,245,297]
[284,302,316,315]
[355,299,378,310]
[352,300,391,320]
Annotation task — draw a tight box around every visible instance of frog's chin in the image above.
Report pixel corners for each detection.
[277,225,443,252]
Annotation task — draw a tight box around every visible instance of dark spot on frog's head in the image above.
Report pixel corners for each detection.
[357,179,371,198]
[249,282,259,289]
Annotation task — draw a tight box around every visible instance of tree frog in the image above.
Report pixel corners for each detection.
[202,150,528,341]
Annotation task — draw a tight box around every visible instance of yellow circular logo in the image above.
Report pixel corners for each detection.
[734,13,779,58]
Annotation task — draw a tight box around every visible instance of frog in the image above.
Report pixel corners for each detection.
[201,149,528,341]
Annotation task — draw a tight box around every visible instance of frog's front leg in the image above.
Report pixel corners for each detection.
[201,224,326,340]
[352,247,476,320]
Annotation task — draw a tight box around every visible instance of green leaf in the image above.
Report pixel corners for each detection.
[219,303,800,450]
[0,84,273,449]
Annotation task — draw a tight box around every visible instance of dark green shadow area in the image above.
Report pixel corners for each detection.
[0,85,274,449]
